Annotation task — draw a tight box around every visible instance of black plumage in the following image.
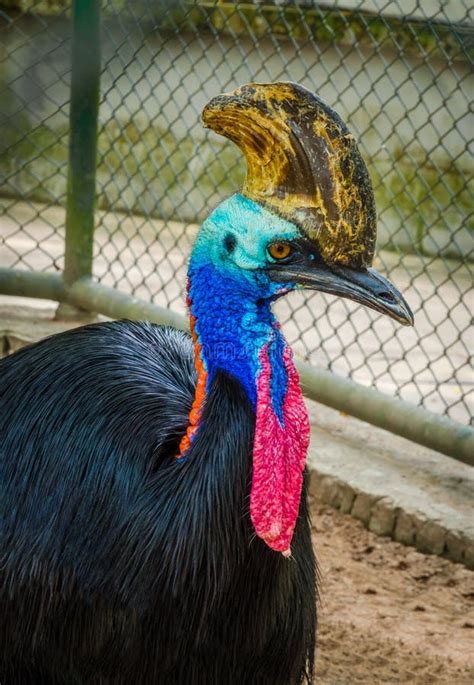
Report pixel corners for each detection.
[0,321,316,684]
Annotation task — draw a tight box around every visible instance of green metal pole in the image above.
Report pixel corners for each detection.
[0,269,66,302]
[62,0,101,302]
[68,278,188,332]
[297,362,474,467]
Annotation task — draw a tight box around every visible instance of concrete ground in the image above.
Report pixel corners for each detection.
[1,302,473,571]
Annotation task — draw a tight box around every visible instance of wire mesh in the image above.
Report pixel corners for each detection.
[0,0,472,424]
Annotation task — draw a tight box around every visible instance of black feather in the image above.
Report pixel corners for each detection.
[0,320,316,684]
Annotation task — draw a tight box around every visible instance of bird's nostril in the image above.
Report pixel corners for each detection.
[379,291,396,303]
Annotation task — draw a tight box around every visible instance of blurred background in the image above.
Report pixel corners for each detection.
[0,0,472,426]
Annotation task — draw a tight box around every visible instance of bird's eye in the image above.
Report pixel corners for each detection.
[224,233,236,254]
[267,241,292,261]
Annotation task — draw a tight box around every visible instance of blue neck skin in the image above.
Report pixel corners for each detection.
[188,263,286,417]
[187,194,301,422]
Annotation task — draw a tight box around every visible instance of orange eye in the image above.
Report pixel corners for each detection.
[268,242,292,261]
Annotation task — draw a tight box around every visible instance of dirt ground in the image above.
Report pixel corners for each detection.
[310,497,474,684]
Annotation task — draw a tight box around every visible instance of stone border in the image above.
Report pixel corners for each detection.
[309,470,474,569]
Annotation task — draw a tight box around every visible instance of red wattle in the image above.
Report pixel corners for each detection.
[250,343,310,556]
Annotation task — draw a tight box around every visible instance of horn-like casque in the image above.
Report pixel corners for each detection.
[202,82,377,268]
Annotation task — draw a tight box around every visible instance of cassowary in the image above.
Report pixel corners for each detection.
[0,83,413,684]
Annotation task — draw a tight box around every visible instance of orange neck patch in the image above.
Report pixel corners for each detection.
[177,305,208,458]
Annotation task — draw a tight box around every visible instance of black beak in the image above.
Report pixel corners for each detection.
[268,262,414,326]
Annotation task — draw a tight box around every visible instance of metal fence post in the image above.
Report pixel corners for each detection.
[57,0,101,319]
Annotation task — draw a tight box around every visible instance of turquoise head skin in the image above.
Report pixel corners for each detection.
[187,193,300,414]
[190,193,301,292]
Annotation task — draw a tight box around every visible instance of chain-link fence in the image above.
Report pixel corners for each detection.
[1,0,472,425]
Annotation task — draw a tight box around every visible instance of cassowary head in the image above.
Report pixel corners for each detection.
[198,82,413,325]
[185,82,413,556]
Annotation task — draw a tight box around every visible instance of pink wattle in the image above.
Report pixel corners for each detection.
[250,342,310,556]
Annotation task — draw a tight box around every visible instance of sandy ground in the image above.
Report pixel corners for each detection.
[311,496,474,684]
